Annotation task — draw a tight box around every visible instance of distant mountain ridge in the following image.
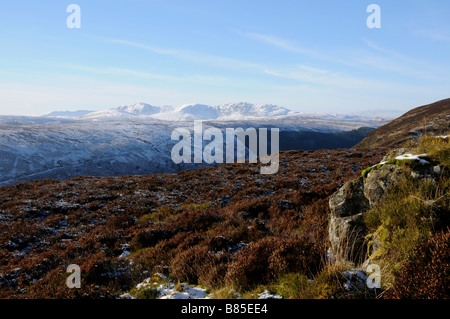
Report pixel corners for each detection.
[42,110,93,118]
[56,102,295,121]
[356,98,450,148]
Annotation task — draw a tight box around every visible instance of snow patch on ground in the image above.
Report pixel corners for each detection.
[395,153,429,164]
[257,290,283,299]
[121,273,283,300]
[121,274,209,299]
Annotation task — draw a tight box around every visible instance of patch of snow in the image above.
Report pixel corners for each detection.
[159,284,208,299]
[118,251,130,259]
[257,290,282,299]
[342,269,369,292]
[395,153,429,164]
[125,273,281,300]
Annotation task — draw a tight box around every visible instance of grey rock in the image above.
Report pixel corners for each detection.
[329,177,369,218]
[329,212,368,265]
[363,164,403,206]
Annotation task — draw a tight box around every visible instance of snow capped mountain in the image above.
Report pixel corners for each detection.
[178,104,219,119]
[115,103,162,116]
[216,102,293,119]
[76,102,295,121]
[149,104,219,121]
[81,103,163,119]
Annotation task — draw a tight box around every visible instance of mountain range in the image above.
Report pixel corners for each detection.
[43,102,295,121]
[0,102,390,186]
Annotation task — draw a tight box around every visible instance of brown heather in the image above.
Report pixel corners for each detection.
[387,230,450,299]
[0,148,386,298]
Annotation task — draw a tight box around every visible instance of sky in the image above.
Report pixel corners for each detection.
[0,0,449,116]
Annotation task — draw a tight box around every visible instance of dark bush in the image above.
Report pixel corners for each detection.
[388,230,450,299]
[169,245,210,284]
[225,237,276,290]
[269,238,321,275]
[130,229,174,251]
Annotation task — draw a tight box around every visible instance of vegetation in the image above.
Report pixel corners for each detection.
[363,134,449,295]
[0,134,448,299]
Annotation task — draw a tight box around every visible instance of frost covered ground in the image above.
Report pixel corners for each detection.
[0,106,389,186]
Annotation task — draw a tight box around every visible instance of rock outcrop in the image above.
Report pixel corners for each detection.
[329,177,369,264]
[363,164,403,206]
[329,152,444,265]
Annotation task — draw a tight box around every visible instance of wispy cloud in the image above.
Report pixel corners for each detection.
[64,64,230,85]
[103,37,441,97]
[416,29,450,43]
[360,39,449,82]
[263,64,421,93]
[234,30,308,54]
[235,29,449,84]
[103,38,261,71]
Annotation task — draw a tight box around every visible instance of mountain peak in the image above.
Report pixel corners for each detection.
[80,102,296,121]
[115,103,161,116]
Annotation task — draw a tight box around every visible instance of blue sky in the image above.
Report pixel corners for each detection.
[0,0,449,116]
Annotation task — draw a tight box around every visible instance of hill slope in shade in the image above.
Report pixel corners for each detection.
[356,98,450,149]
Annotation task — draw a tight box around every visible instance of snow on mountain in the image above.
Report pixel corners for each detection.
[149,104,218,121]
[42,110,93,118]
[0,102,392,186]
[115,103,162,116]
[81,103,161,120]
[79,102,295,121]
[215,102,293,119]
[39,102,392,123]
[178,104,219,119]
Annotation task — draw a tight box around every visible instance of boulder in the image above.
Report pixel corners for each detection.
[363,164,403,206]
[328,212,367,265]
[329,177,369,218]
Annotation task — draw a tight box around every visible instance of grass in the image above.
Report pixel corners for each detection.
[209,287,241,299]
[272,265,355,299]
[138,202,212,224]
[128,273,171,299]
[415,134,450,167]
[130,286,159,299]
[363,176,442,287]
[362,134,450,289]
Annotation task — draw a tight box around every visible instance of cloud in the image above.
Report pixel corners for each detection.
[360,39,448,82]
[262,64,418,93]
[416,29,450,43]
[102,37,446,101]
[234,30,308,54]
[103,38,261,71]
[64,64,230,85]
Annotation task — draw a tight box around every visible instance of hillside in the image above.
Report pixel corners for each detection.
[0,147,387,298]
[0,112,384,186]
[356,98,450,148]
[1,99,449,300]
